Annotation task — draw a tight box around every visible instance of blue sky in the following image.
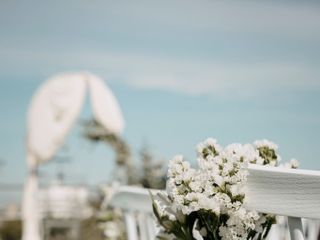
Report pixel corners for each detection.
[1,0,320,206]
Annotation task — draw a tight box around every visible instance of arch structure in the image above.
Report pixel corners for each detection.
[22,72,125,240]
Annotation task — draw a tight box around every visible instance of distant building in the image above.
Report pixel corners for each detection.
[39,181,92,220]
[0,203,21,223]
[38,181,93,240]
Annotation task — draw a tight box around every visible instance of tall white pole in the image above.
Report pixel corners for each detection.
[22,153,41,240]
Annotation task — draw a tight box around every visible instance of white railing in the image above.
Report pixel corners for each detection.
[110,164,320,240]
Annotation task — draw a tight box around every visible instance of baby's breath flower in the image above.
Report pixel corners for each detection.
[253,139,278,150]
[153,138,295,240]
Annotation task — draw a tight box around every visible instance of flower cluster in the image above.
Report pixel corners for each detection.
[152,138,297,240]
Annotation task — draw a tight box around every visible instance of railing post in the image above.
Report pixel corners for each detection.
[124,211,138,240]
[137,212,148,240]
[288,217,304,240]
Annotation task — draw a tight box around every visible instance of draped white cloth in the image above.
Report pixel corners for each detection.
[27,73,87,163]
[22,72,124,240]
[87,73,124,136]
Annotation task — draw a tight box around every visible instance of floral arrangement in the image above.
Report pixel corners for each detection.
[152,138,298,240]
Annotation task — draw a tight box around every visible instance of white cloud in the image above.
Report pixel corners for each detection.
[1,47,319,97]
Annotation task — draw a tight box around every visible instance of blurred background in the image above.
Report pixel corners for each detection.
[0,1,320,239]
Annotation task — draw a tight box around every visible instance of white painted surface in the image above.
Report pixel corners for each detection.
[110,186,154,212]
[146,214,157,239]
[288,217,305,240]
[125,211,138,240]
[137,212,148,240]
[245,164,320,219]
[303,219,320,240]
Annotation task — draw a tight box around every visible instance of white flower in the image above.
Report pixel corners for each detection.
[289,158,299,168]
[256,156,264,165]
[154,138,290,240]
[196,138,222,158]
[269,160,277,166]
[254,215,267,233]
[280,158,299,169]
[253,139,278,150]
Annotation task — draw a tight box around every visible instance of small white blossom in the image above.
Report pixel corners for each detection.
[253,139,278,150]
[289,158,299,168]
[153,138,295,240]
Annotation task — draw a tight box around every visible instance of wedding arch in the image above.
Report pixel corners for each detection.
[22,72,125,240]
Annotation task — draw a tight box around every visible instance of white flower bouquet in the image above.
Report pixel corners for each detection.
[152,138,298,240]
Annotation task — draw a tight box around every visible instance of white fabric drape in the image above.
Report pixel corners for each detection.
[27,73,87,163]
[87,73,124,135]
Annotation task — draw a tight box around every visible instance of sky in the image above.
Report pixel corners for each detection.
[0,0,320,206]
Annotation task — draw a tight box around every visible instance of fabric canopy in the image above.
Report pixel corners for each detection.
[26,72,124,164]
[23,72,125,240]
